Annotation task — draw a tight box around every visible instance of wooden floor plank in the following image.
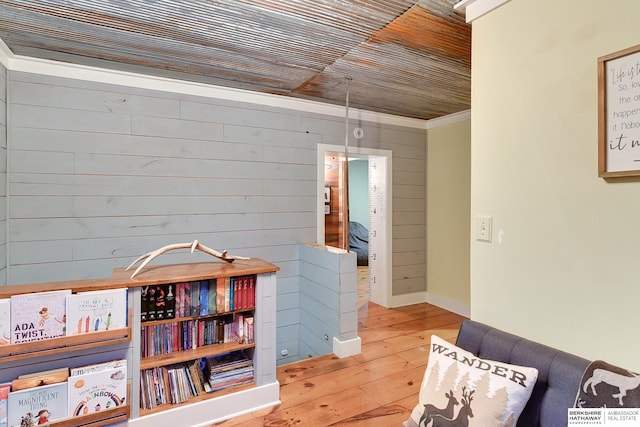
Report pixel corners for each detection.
[211,297,468,427]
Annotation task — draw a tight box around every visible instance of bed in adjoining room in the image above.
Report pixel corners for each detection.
[348,221,369,266]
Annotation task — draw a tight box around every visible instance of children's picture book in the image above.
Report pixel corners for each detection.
[0,299,10,346]
[67,361,127,416]
[11,368,69,392]
[10,290,71,344]
[7,382,68,427]
[1,382,10,427]
[65,288,127,336]
[70,359,126,377]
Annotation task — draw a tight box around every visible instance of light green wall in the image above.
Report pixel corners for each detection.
[471,0,640,371]
[427,120,471,311]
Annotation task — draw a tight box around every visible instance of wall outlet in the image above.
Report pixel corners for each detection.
[476,216,492,243]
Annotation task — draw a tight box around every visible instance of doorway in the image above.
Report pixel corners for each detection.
[317,144,392,308]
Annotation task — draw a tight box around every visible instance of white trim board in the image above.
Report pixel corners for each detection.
[392,291,470,318]
[425,109,470,129]
[333,336,362,358]
[454,0,512,23]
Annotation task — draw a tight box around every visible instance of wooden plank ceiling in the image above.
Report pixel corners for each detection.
[0,0,470,120]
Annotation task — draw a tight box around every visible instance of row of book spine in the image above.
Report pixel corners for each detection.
[140,362,200,410]
[140,315,254,358]
[140,358,219,410]
[140,274,256,322]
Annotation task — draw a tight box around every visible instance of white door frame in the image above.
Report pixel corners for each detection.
[317,144,393,308]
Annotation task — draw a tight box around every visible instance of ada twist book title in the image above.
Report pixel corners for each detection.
[10,290,71,344]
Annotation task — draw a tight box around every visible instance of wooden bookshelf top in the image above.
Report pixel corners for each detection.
[112,258,279,286]
[0,258,279,297]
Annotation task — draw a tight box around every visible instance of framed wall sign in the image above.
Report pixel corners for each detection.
[598,43,640,178]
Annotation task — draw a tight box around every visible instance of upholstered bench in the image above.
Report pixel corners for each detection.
[455,319,590,427]
[405,319,638,427]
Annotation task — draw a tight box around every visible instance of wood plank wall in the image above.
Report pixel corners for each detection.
[3,70,426,363]
[298,244,357,361]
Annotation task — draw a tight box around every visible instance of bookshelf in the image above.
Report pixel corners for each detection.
[0,258,280,427]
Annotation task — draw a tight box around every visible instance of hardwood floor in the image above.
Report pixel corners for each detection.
[212,280,468,427]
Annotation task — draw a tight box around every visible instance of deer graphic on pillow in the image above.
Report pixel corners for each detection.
[420,387,475,427]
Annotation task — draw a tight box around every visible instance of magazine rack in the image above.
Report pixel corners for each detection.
[0,258,280,427]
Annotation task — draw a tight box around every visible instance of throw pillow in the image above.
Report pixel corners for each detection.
[404,335,539,427]
[575,360,640,408]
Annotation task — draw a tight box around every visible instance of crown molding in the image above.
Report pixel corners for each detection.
[425,109,470,129]
[454,0,511,23]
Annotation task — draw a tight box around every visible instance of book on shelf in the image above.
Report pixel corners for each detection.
[154,285,166,320]
[69,359,126,376]
[204,351,254,392]
[179,282,191,318]
[248,274,256,307]
[0,298,10,346]
[207,280,217,315]
[234,279,241,311]
[216,280,225,314]
[164,284,176,319]
[67,359,127,416]
[245,316,254,344]
[140,286,149,322]
[224,279,231,312]
[139,361,209,410]
[233,314,244,344]
[11,368,69,392]
[147,286,157,321]
[10,289,71,344]
[190,282,200,317]
[199,281,209,316]
[7,382,68,427]
[1,382,10,427]
[65,288,127,336]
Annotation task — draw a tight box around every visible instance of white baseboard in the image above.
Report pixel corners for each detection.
[390,291,427,308]
[390,291,470,318]
[120,381,280,427]
[425,292,470,318]
[333,336,362,358]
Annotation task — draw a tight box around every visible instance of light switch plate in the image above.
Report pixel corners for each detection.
[476,216,492,243]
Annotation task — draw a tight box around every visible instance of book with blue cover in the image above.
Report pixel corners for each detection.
[199,281,209,316]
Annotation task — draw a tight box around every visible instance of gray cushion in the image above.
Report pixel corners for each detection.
[456,320,590,427]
